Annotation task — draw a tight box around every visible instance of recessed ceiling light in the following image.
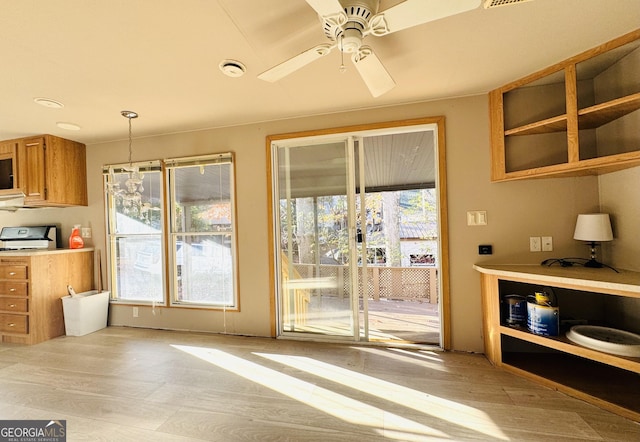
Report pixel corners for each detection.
[34,97,64,109]
[219,60,246,78]
[56,122,81,131]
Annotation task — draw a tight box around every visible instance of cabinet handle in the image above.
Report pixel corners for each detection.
[25,143,39,147]
[8,272,16,276]
[8,323,15,327]
[9,288,16,292]
[8,304,16,308]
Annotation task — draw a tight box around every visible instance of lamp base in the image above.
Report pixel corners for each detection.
[584,259,604,268]
[582,258,619,273]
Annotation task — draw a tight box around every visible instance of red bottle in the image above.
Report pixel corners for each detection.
[69,225,84,249]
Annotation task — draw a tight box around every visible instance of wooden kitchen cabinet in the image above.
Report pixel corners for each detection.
[475,264,640,421]
[489,29,640,181]
[20,135,88,206]
[0,249,94,345]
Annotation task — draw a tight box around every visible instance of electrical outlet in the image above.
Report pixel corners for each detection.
[542,236,553,251]
[81,227,92,238]
[529,236,541,252]
[133,307,139,318]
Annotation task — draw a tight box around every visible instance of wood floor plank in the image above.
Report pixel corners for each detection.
[157,406,388,442]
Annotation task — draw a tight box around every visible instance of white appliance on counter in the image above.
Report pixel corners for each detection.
[0,225,59,250]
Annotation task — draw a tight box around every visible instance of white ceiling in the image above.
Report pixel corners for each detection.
[1,0,639,145]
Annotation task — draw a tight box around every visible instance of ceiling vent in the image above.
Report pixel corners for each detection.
[483,0,533,8]
[219,60,247,78]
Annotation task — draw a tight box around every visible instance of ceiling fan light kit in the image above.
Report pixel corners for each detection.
[258,0,483,97]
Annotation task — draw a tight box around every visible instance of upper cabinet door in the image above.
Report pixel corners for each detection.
[23,137,46,203]
[14,135,87,207]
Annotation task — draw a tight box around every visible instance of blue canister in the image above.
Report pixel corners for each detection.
[502,294,527,326]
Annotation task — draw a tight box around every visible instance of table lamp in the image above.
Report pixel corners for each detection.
[573,213,613,268]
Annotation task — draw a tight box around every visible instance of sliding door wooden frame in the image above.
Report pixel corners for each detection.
[265,116,451,349]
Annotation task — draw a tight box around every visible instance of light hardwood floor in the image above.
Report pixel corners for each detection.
[0,327,638,441]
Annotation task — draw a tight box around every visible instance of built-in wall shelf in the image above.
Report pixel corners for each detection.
[489,29,640,181]
[474,264,640,422]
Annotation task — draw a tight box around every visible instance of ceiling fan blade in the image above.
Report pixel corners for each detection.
[352,46,396,98]
[305,0,344,17]
[370,0,481,36]
[258,44,335,83]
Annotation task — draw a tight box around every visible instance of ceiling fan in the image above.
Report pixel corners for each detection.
[258,0,482,97]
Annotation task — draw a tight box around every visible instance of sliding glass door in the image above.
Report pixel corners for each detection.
[271,121,443,345]
[274,137,362,339]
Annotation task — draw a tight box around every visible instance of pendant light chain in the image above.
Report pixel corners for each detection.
[121,110,138,168]
[128,114,133,166]
[339,34,346,73]
[107,110,145,219]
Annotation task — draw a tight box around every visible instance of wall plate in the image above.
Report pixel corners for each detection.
[479,244,493,255]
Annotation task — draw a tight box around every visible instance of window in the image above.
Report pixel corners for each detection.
[104,153,238,309]
[104,161,164,303]
[166,153,238,308]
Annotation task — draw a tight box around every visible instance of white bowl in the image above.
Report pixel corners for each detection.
[566,325,640,357]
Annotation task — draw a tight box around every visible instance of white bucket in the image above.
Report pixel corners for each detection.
[61,290,110,336]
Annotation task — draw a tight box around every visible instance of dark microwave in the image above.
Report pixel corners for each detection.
[0,155,15,190]
[0,139,20,194]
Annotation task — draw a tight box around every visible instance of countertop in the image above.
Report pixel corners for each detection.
[0,247,94,256]
[473,263,640,295]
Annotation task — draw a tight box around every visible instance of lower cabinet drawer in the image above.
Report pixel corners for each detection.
[0,282,28,296]
[0,298,27,312]
[0,265,28,279]
[0,314,28,334]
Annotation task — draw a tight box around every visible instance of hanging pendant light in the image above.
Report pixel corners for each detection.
[108,110,145,217]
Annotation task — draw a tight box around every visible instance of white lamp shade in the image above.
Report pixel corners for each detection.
[573,213,613,241]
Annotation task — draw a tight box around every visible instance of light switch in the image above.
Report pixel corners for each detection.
[467,211,487,226]
[467,212,476,226]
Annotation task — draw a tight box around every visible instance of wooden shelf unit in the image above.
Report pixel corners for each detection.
[490,29,640,181]
[474,264,640,422]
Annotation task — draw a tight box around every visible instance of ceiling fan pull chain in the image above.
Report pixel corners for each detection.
[339,35,346,73]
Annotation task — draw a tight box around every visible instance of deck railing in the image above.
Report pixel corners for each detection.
[291,264,438,304]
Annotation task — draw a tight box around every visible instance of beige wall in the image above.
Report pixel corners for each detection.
[599,167,640,272]
[3,94,637,352]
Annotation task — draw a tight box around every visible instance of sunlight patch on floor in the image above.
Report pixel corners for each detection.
[354,346,448,371]
[388,347,445,363]
[256,352,509,441]
[171,344,451,440]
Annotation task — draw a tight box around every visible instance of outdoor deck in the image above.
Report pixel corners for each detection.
[285,264,441,344]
